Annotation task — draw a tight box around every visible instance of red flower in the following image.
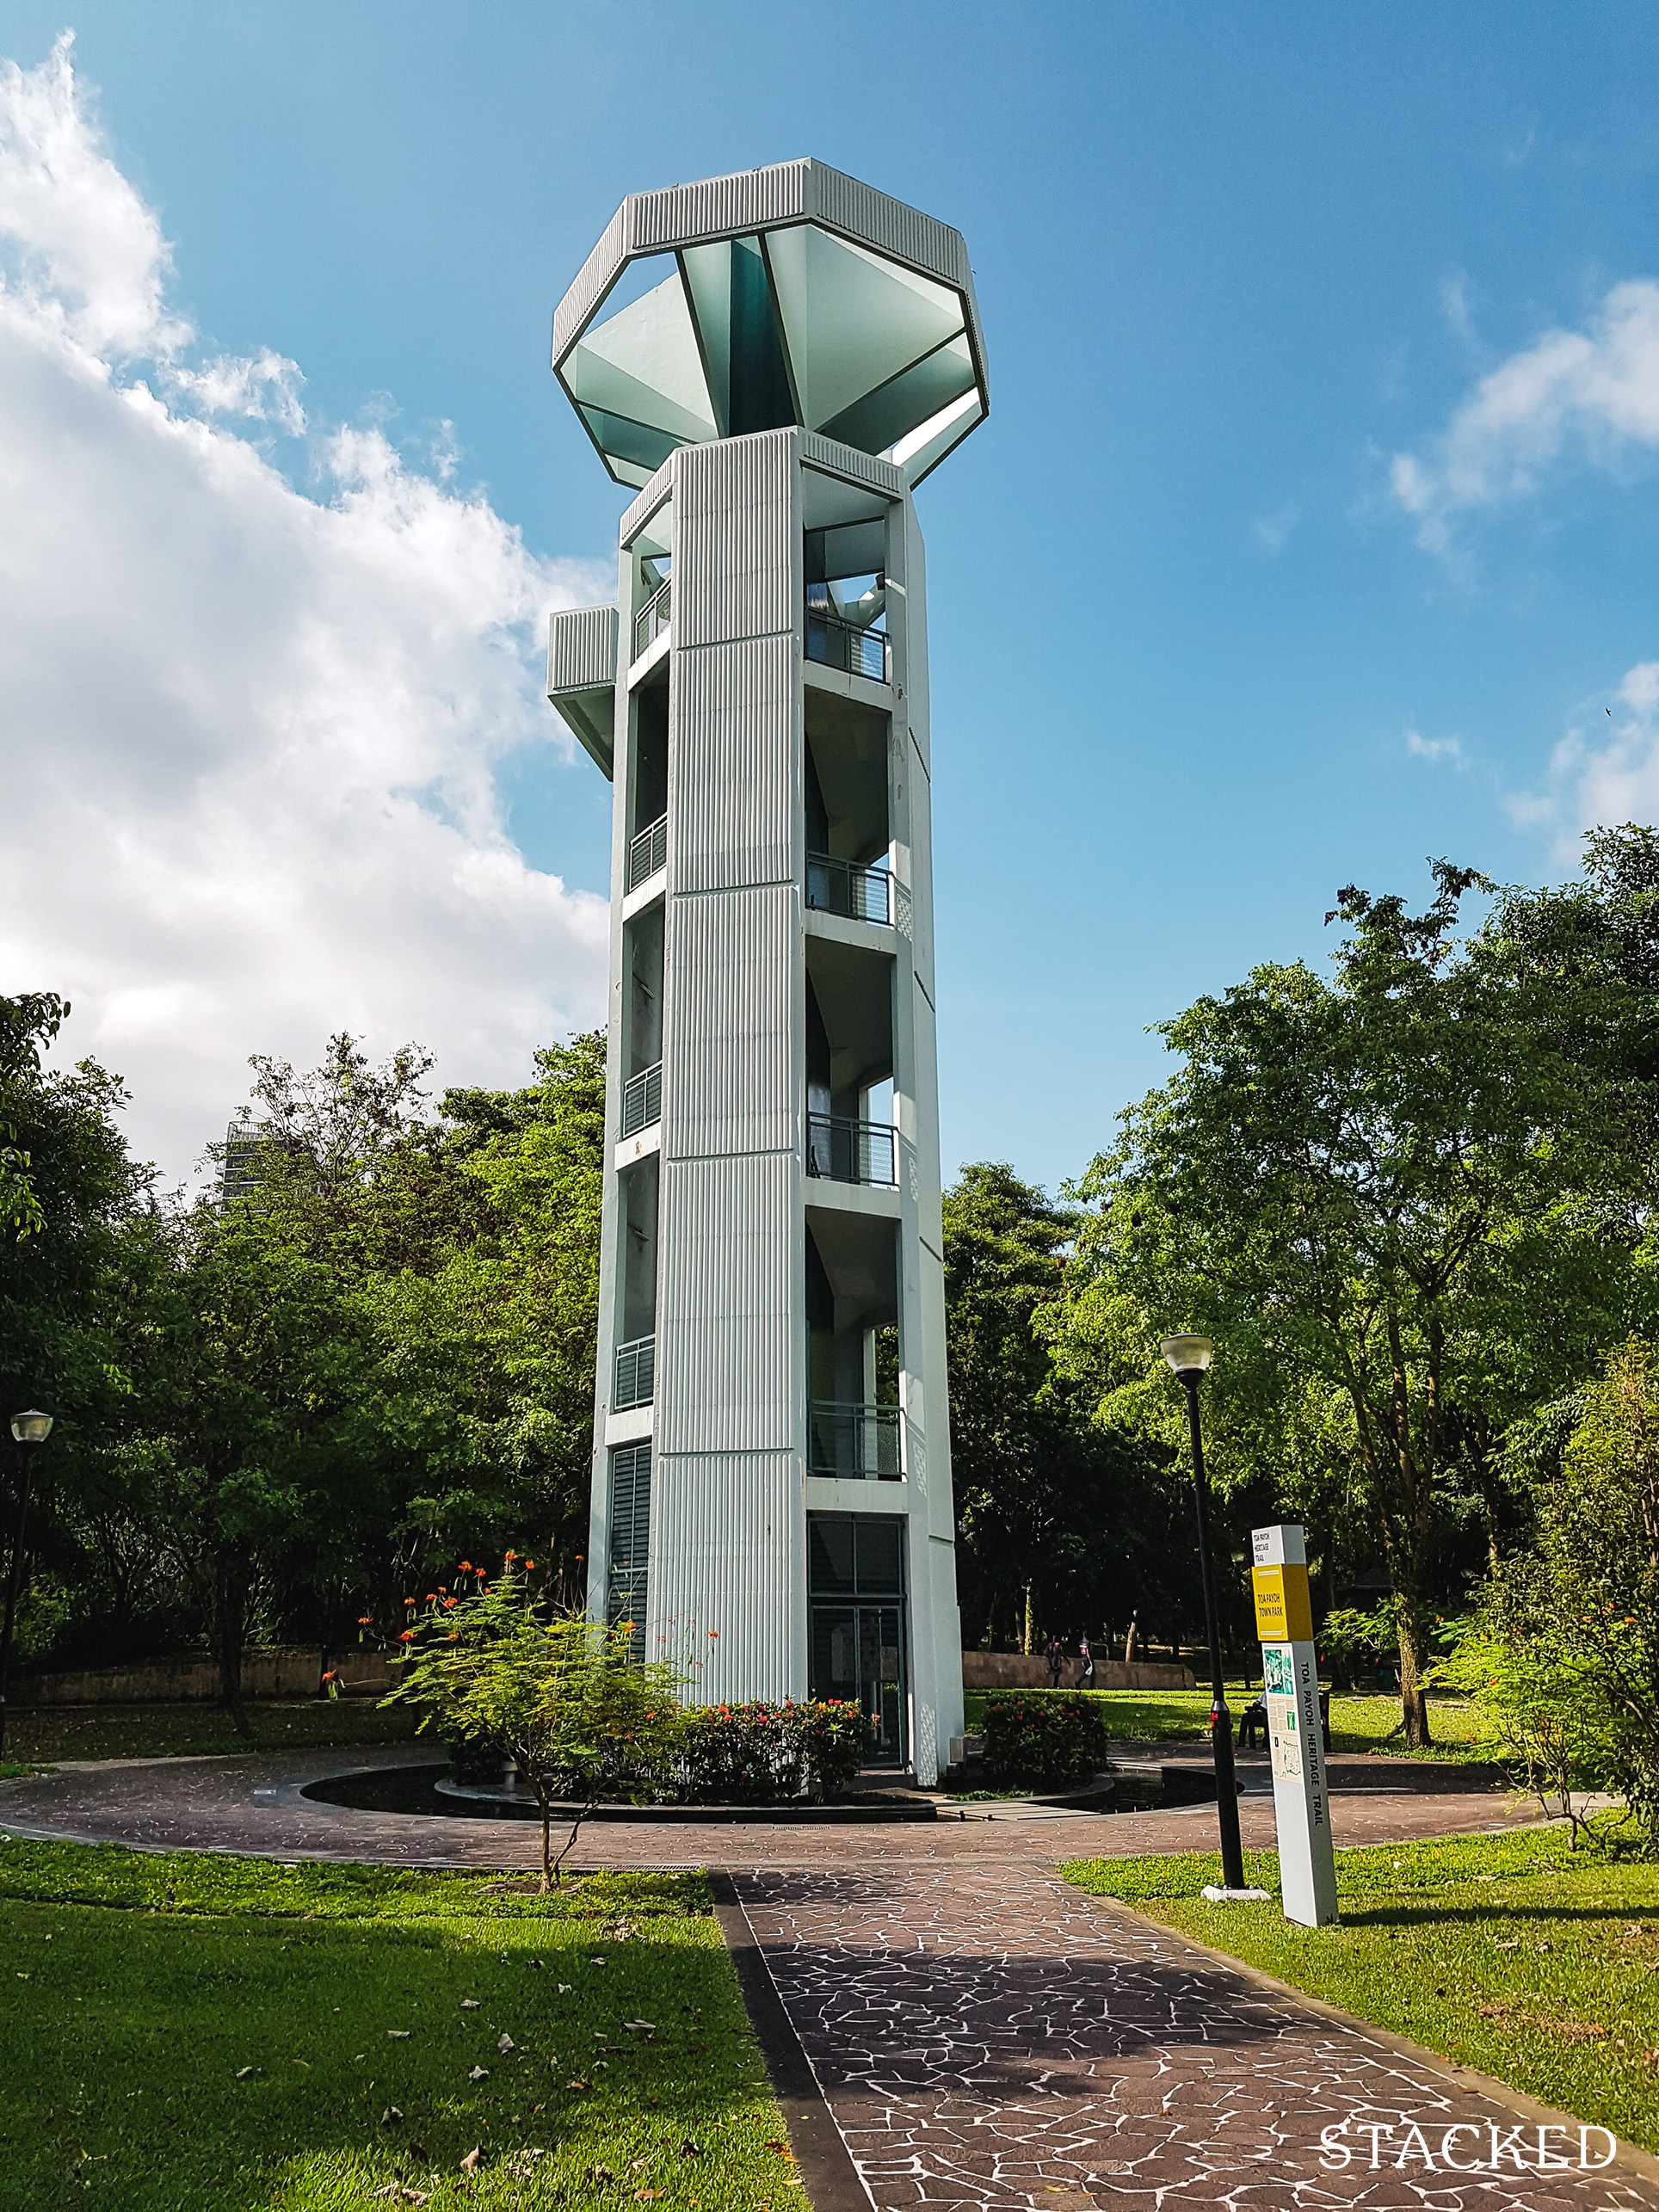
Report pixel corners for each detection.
[356,1615,373,1625]
[398,1630,415,1643]
[404,1596,416,1607]
[525,1559,536,1570]
[321,1670,337,1682]
[458,1560,474,1574]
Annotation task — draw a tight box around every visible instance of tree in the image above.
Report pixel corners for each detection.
[386,1565,681,1886]
[1054,865,1644,1744]
[943,1163,1183,1654]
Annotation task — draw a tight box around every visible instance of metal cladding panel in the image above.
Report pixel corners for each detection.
[671,636,794,892]
[632,162,810,254]
[663,884,795,1157]
[546,603,619,696]
[552,203,628,363]
[675,434,795,648]
[650,1450,795,1699]
[620,462,675,550]
[809,163,970,291]
[657,1151,794,1453]
[798,434,905,500]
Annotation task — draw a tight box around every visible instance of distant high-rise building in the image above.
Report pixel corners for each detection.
[546,161,987,1783]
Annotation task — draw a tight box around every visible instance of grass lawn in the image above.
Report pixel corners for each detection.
[0,1839,792,2212]
[4,1698,422,1765]
[963,1686,1493,1765]
[1064,1823,1659,2153]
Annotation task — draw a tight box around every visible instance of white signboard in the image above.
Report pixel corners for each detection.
[1252,1524,1338,1927]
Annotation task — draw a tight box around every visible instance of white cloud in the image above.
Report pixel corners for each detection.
[0,34,612,1182]
[1405,728,1464,767]
[1392,278,1659,552]
[1253,503,1298,554]
[1508,661,1659,847]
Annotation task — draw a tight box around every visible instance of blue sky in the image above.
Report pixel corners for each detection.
[4,4,1659,1185]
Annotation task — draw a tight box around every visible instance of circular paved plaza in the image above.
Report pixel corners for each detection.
[3,1748,1651,2212]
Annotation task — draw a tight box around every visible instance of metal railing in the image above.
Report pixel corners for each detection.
[806,1113,897,1187]
[632,578,671,662]
[626,813,668,890]
[808,1401,902,1480]
[614,1334,655,1412]
[805,609,889,684]
[621,1060,662,1138]
[806,853,893,926]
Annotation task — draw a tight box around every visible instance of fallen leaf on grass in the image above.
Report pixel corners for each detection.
[558,1983,573,1993]
[387,2029,411,2040]
[1492,1938,1520,1950]
[587,2165,614,2185]
[498,2033,515,2055]
[634,2192,658,2202]
[381,2106,404,2127]
[626,2019,657,2040]
[568,2077,592,2091]
[460,2147,483,2176]
[681,2138,702,2159]
[461,1999,479,2010]
[468,2066,489,2082]
[764,2142,792,2155]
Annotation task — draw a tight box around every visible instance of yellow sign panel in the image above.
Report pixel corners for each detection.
[1252,1562,1313,1644]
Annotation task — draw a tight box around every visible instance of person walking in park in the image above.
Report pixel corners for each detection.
[1046,1635,1064,1688]
[1078,1633,1095,1690]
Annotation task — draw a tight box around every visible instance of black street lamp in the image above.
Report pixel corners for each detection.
[1161,1336,1246,1892]
[0,1410,52,1759]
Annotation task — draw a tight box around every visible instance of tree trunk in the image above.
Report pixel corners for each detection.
[1397,1615,1433,1747]
[1124,1612,1138,1664]
[1021,1584,1033,1656]
[213,1557,254,1741]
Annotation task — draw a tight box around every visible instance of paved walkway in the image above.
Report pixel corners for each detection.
[0,1750,1650,2209]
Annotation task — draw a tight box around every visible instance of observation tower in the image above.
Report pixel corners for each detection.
[546,160,987,1782]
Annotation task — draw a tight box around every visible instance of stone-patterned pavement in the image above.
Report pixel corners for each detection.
[1,1749,1651,2209]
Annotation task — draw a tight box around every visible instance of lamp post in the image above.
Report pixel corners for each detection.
[1160,1337,1246,1891]
[0,1411,52,1758]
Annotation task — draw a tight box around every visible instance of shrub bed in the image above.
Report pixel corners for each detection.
[983,1690,1109,1788]
[677,1698,865,1803]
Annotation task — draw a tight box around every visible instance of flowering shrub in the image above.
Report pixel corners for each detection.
[677,1698,864,1803]
[982,1691,1108,1789]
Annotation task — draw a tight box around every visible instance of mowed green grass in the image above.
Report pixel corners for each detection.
[4,1698,421,1765]
[1064,1823,1659,2152]
[0,1841,793,2212]
[963,1686,1492,1764]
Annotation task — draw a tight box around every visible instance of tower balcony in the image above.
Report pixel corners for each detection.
[614,1333,656,1412]
[626,813,667,893]
[632,576,671,664]
[805,607,888,686]
[806,853,892,927]
[621,1060,662,1140]
[807,1113,896,1188]
[808,1400,901,1480]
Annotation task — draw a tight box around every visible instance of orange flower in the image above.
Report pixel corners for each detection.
[404,1596,416,1607]
[708,1629,719,1638]
[321,1670,337,1682]
[525,1560,536,1570]
[458,1560,473,1574]
[504,1550,518,1562]
[398,1630,415,1642]
[442,1597,458,1611]
[356,1615,373,1625]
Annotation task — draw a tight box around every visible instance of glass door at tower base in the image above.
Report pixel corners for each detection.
[811,1605,905,1767]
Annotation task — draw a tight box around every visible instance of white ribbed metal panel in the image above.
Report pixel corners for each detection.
[620,463,675,551]
[675,434,794,648]
[632,162,810,254]
[546,604,619,696]
[650,1450,795,1698]
[809,163,969,290]
[670,637,793,892]
[657,1151,793,1453]
[798,434,906,500]
[552,203,628,363]
[662,884,795,1158]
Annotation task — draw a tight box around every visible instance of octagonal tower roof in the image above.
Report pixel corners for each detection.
[552,159,988,491]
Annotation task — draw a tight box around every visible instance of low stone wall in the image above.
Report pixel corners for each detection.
[961,1652,1198,1691]
[16,1646,398,1705]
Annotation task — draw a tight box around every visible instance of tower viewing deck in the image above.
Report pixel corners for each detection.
[547,160,986,1783]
